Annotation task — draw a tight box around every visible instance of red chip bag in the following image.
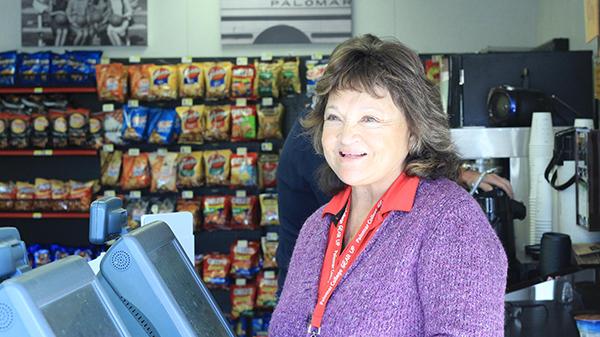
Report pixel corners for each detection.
[230,195,258,230]
[231,64,257,99]
[202,195,230,231]
[202,253,231,288]
[230,281,255,319]
[67,180,94,212]
[176,199,202,232]
[256,271,278,309]
[120,153,151,190]
[258,154,278,188]
[229,240,260,278]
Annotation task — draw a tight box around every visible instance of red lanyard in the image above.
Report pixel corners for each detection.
[308,196,386,335]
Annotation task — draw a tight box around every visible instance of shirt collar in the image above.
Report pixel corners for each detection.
[322,173,420,217]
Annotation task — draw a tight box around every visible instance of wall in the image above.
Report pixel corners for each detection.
[0,0,540,57]
[536,0,596,52]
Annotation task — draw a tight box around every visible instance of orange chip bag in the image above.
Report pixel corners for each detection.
[177,199,202,231]
[67,180,94,212]
[261,233,279,269]
[202,253,231,288]
[257,103,284,139]
[203,62,233,100]
[178,63,204,98]
[204,149,232,186]
[176,152,204,188]
[231,64,257,99]
[33,178,52,211]
[148,152,178,193]
[204,105,231,141]
[128,64,154,101]
[176,105,204,144]
[15,181,35,211]
[148,64,178,100]
[120,153,151,190]
[96,63,127,102]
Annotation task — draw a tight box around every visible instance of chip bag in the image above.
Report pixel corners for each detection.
[203,62,233,100]
[203,195,230,231]
[49,110,68,148]
[204,105,231,141]
[17,52,50,86]
[67,180,95,212]
[148,152,178,193]
[120,153,151,190]
[67,108,90,147]
[230,195,258,230]
[146,108,178,144]
[258,154,278,188]
[204,149,232,186]
[95,63,127,102]
[259,193,279,226]
[176,105,204,144]
[278,58,301,96]
[176,152,204,188]
[257,103,284,139]
[230,240,260,278]
[0,114,9,148]
[202,253,231,287]
[51,180,69,211]
[230,281,256,319]
[31,113,50,148]
[178,63,204,98]
[0,51,17,87]
[100,150,123,187]
[257,60,282,98]
[33,178,52,211]
[8,114,30,149]
[230,152,258,187]
[148,64,178,100]
[256,272,278,309]
[128,64,154,101]
[231,105,256,141]
[305,58,328,96]
[176,199,202,232]
[88,112,104,149]
[231,64,257,99]
[0,182,15,211]
[15,182,35,211]
[122,106,149,142]
[261,233,279,269]
[103,109,124,145]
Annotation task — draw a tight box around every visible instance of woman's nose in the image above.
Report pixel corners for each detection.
[339,122,358,144]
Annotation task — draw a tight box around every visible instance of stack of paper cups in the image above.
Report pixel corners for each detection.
[528,112,554,245]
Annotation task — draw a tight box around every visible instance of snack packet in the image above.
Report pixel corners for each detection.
[230,240,260,278]
[231,105,257,141]
[148,64,178,100]
[128,64,153,101]
[256,271,278,309]
[257,60,282,98]
[95,63,127,102]
[103,109,124,145]
[31,113,50,148]
[258,154,278,189]
[67,108,90,147]
[230,152,258,187]
[51,180,69,211]
[49,110,68,148]
[15,182,35,211]
[176,199,202,232]
[204,149,232,186]
[257,103,284,139]
[278,58,301,96]
[259,193,279,226]
[0,51,17,86]
[231,64,257,99]
[122,106,149,142]
[8,114,30,149]
[33,178,52,211]
[100,150,122,186]
[261,233,279,269]
[204,105,231,141]
[203,61,233,100]
[176,105,204,144]
[67,180,95,212]
[148,152,178,193]
[120,153,151,190]
[203,195,230,231]
[176,152,204,188]
[202,253,231,287]
[230,280,256,319]
[230,195,258,230]
[178,63,204,98]
[146,108,178,144]
[88,112,104,149]
[0,182,15,210]
[305,58,328,96]
[0,114,9,148]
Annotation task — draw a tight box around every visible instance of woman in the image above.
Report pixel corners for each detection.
[269,34,507,337]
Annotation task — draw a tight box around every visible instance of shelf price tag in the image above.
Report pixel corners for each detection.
[101,57,110,64]
[236,147,247,155]
[180,146,192,154]
[129,191,141,199]
[129,56,141,63]
[33,87,43,94]
[237,240,248,248]
[181,98,193,106]
[235,190,247,198]
[128,148,140,156]
[266,232,278,241]
[181,56,192,64]
[128,99,139,107]
[102,144,114,153]
[182,190,194,199]
[235,98,247,107]
[235,278,247,286]
[104,190,116,197]
[260,142,273,152]
[32,212,42,219]
[102,104,115,112]
[261,97,273,106]
[311,52,323,60]
[33,149,53,156]
[265,271,276,279]
[236,57,248,66]
[157,148,168,155]
[260,52,273,61]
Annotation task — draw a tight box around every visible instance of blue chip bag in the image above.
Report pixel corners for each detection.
[74,248,94,262]
[50,52,70,85]
[147,108,178,144]
[34,248,51,268]
[67,51,102,85]
[17,52,51,86]
[50,244,69,261]
[122,105,149,142]
[0,51,17,86]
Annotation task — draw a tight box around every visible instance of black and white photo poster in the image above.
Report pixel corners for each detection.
[221,0,352,45]
[21,0,148,47]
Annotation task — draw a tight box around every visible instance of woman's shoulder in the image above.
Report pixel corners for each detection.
[413,177,475,211]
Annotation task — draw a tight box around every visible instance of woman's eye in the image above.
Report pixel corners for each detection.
[361,116,379,123]
[325,114,339,121]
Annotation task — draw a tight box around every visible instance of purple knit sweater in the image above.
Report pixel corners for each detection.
[269,178,507,337]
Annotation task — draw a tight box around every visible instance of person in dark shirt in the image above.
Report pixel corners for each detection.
[276,110,515,292]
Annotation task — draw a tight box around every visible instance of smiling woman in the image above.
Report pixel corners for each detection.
[269,34,508,337]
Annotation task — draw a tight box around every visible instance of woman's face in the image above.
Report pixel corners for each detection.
[322,89,411,192]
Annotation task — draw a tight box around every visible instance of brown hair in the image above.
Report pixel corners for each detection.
[302,34,460,196]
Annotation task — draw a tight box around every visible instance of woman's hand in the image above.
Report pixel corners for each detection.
[459,169,514,199]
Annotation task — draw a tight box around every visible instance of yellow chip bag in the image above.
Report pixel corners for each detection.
[204,105,231,141]
[148,65,178,100]
[257,103,284,139]
[278,58,301,96]
[178,63,204,98]
[177,151,204,188]
[203,61,233,100]
[176,105,205,144]
[204,149,232,186]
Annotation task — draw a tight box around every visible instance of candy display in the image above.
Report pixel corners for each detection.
[256,103,284,140]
